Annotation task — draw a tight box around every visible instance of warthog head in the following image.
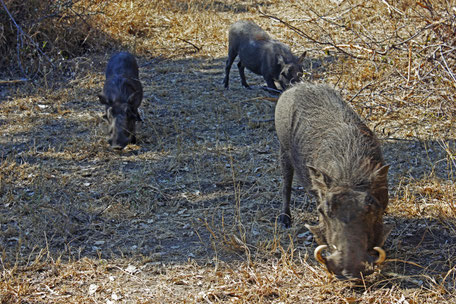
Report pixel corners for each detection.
[277,52,305,90]
[98,90,141,150]
[305,164,392,280]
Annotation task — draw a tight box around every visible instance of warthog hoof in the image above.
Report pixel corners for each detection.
[278,214,292,228]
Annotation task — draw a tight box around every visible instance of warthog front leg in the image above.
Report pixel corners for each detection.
[279,146,293,227]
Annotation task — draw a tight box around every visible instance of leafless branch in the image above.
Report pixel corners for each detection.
[1,0,55,78]
[259,5,446,62]
[439,45,456,83]
[0,78,29,85]
[258,8,367,60]
[177,38,201,52]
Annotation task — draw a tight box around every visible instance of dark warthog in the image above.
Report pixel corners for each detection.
[98,52,143,149]
[223,20,306,92]
[275,83,391,280]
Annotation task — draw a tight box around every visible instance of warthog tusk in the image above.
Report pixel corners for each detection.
[373,247,386,264]
[314,245,328,265]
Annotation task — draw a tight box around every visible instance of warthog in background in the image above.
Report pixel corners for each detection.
[275,83,391,280]
[98,52,143,149]
[223,20,306,92]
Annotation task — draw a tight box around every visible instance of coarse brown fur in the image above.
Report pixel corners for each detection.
[275,83,391,279]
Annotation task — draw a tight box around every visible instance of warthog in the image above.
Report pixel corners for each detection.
[98,52,143,149]
[275,83,391,280]
[223,20,306,92]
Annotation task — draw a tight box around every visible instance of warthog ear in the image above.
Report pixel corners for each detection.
[308,166,332,193]
[372,164,390,184]
[277,54,285,66]
[298,51,307,64]
[127,92,141,109]
[305,224,326,245]
[98,94,110,105]
[371,164,390,208]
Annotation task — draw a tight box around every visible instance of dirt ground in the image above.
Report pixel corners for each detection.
[0,52,454,303]
[1,1,456,303]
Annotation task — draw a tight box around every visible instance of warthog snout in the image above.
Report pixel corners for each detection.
[103,104,138,150]
[314,245,386,280]
[108,129,131,150]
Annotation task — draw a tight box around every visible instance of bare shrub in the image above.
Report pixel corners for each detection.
[261,0,456,138]
[0,0,112,78]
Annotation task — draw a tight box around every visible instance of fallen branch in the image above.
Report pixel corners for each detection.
[177,38,201,52]
[0,78,29,85]
[241,96,278,103]
[348,81,374,103]
[381,0,404,16]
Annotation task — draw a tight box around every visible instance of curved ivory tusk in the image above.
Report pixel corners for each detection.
[314,245,328,265]
[373,246,386,265]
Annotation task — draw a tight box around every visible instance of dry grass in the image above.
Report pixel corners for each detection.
[1,0,456,303]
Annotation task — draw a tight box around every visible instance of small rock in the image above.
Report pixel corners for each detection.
[88,284,98,295]
[125,264,138,274]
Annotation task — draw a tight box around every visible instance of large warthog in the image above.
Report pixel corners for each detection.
[275,83,392,280]
[98,52,143,149]
[223,20,306,92]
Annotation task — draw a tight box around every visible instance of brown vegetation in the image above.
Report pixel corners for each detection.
[1,0,455,303]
